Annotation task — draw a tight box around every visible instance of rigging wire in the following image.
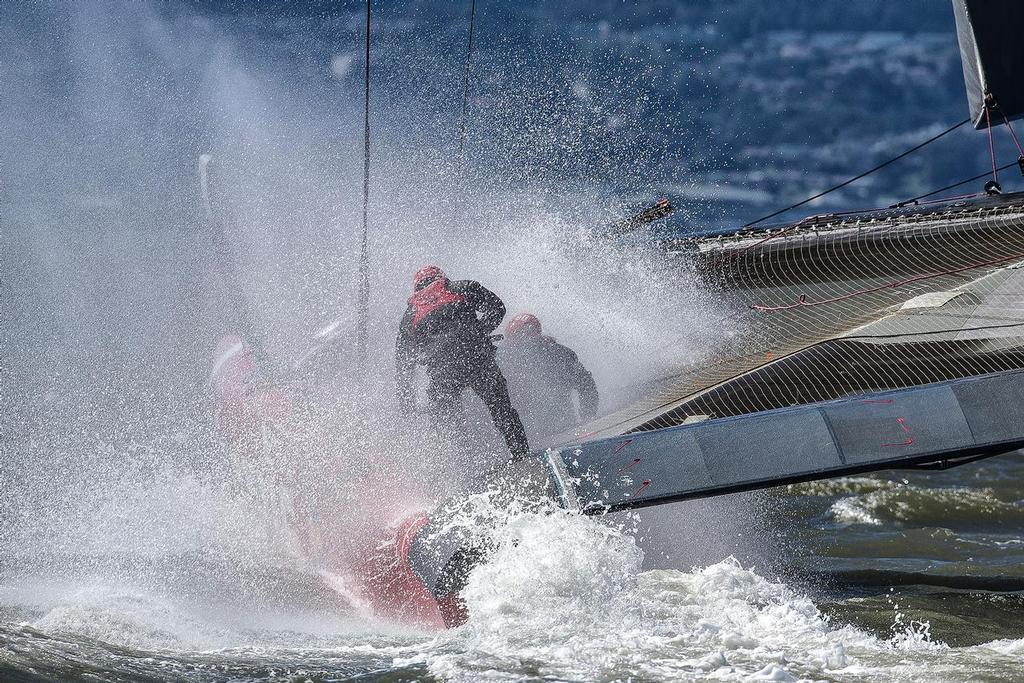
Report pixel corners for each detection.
[893,161,1017,207]
[998,106,1024,159]
[457,0,478,161]
[357,0,372,364]
[995,103,1024,177]
[743,117,971,228]
[985,101,998,185]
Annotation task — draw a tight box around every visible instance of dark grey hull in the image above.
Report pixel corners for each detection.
[549,368,1024,513]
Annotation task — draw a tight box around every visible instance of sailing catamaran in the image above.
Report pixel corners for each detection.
[395,0,1024,627]
[206,1,1024,629]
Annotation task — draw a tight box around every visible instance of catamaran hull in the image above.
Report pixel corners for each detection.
[351,512,477,629]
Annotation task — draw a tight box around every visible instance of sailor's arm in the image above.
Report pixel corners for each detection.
[575,364,600,421]
[458,280,507,333]
[556,343,599,420]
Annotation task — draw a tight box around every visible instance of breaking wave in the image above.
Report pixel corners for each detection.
[821,480,1024,529]
[413,503,1020,683]
[4,500,1024,682]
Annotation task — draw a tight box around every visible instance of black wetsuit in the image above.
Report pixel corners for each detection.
[396,278,530,461]
[498,335,599,441]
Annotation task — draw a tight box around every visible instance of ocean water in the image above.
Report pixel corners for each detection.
[2,452,1023,682]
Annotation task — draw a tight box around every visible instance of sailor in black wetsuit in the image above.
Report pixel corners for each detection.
[497,312,599,441]
[396,266,530,462]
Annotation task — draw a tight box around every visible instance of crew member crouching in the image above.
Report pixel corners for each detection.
[497,312,599,442]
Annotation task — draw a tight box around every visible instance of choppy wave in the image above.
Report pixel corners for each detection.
[790,476,1024,530]
[30,588,234,651]
[4,504,1024,682]
[419,509,929,682]
[829,484,1024,529]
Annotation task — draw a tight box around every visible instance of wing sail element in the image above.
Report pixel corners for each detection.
[952,0,1024,129]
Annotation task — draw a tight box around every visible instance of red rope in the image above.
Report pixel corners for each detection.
[751,251,1024,313]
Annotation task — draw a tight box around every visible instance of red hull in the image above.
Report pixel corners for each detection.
[349,513,467,629]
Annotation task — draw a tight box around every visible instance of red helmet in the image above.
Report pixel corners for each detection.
[413,265,446,289]
[505,312,542,339]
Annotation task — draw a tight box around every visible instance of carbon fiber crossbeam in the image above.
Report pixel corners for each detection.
[547,369,1024,514]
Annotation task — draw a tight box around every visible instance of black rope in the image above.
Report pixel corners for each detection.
[893,161,1017,208]
[357,0,372,363]
[457,0,478,160]
[743,117,971,228]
